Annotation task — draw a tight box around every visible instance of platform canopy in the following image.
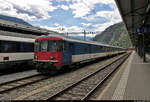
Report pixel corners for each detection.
[115,0,150,47]
[0,19,59,36]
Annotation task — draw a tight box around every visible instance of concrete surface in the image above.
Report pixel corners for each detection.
[97,51,150,100]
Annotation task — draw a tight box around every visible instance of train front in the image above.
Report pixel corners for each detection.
[34,36,63,74]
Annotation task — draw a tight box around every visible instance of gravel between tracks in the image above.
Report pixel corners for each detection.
[0,54,125,100]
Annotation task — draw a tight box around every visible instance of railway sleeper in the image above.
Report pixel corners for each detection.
[56,94,82,100]
[64,91,86,97]
[1,85,14,89]
[74,85,93,91]
[8,83,21,86]
[65,90,89,95]
[69,87,91,92]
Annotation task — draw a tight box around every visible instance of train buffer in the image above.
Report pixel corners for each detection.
[96,51,150,100]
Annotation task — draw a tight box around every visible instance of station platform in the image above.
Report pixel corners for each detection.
[0,70,38,84]
[146,54,150,62]
[97,51,150,100]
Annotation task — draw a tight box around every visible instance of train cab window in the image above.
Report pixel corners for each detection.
[35,40,63,52]
[48,41,56,52]
[48,40,63,52]
[41,41,48,52]
[34,41,40,52]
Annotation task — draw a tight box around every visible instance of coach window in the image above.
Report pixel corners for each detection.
[20,43,25,52]
[0,41,1,52]
[57,40,64,51]
[69,43,73,52]
[41,40,48,52]
[35,41,40,52]
[25,43,34,52]
[85,44,89,53]
[1,41,16,52]
[62,41,66,51]
[16,42,21,52]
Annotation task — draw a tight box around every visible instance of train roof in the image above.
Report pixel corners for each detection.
[37,34,125,49]
[0,30,37,39]
[0,35,35,43]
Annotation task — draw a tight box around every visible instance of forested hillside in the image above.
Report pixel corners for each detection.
[93,22,132,48]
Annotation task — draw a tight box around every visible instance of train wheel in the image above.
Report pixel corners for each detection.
[50,70,57,75]
[75,63,80,68]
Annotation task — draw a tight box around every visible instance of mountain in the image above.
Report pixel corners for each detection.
[93,22,132,48]
[70,35,91,40]
[0,14,31,26]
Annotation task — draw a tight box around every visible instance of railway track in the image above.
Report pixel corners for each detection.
[46,53,130,100]
[0,74,49,94]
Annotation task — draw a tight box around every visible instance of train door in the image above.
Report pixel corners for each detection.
[69,43,74,62]
[105,48,108,56]
[61,41,72,65]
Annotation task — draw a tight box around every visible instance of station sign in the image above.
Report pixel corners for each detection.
[136,26,150,33]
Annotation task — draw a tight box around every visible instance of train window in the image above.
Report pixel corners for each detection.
[56,41,63,51]
[1,41,16,52]
[69,43,73,52]
[49,41,56,52]
[48,40,63,52]
[84,44,89,53]
[62,41,65,51]
[20,42,34,52]
[40,41,48,52]
[24,43,34,52]
[35,40,63,52]
[0,40,34,53]
[34,41,40,52]
[0,41,2,52]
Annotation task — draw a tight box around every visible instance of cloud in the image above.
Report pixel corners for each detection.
[96,7,121,23]
[96,11,114,19]
[92,22,113,32]
[40,24,83,33]
[0,0,122,37]
[56,0,70,2]
[69,2,90,18]
[81,15,98,21]
[68,0,115,18]
[80,1,122,32]
[0,0,57,21]
[39,23,95,37]
[66,26,83,32]
[80,22,92,27]
[53,23,60,27]
[60,5,69,10]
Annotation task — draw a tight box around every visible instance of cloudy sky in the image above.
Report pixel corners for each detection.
[0,0,122,37]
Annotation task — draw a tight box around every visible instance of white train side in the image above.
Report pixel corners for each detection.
[0,35,35,69]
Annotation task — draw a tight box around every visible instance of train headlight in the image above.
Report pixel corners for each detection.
[35,56,38,59]
[50,56,54,59]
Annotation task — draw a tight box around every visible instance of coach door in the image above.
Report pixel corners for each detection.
[62,42,72,65]
[69,43,74,63]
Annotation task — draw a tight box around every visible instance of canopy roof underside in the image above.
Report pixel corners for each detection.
[115,0,150,47]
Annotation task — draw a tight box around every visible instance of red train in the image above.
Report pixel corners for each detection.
[33,35,126,74]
